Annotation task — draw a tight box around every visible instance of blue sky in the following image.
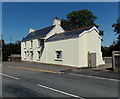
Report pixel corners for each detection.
[2,2,118,46]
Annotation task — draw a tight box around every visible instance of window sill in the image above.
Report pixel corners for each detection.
[55,59,62,61]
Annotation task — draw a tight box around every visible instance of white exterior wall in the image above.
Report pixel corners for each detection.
[21,38,80,67]
[85,29,105,66]
[45,38,79,67]
[78,29,105,67]
[21,26,104,67]
[78,33,88,67]
[21,42,24,60]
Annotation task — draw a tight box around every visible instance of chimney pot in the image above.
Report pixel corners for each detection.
[54,17,59,19]
[53,17,61,26]
[29,28,35,33]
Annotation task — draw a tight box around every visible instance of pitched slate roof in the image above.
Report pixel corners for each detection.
[22,25,55,42]
[46,26,94,42]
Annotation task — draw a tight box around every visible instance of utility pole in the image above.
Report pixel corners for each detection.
[10,35,12,44]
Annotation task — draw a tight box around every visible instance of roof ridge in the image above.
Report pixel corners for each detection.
[65,25,95,33]
[34,25,55,32]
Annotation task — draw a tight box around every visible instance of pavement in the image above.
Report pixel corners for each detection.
[3,62,73,72]
[3,62,119,80]
[1,62,120,98]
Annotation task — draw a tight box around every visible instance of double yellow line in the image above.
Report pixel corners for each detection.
[8,66,63,74]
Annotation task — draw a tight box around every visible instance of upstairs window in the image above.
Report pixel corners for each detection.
[55,51,62,60]
[24,42,26,49]
[40,39,44,47]
[30,41,33,48]
[37,39,44,47]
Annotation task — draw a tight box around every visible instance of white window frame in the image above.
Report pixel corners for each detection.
[24,51,26,59]
[55,51,62,61]
[37,51,41,60]
[30,41,33,48]
[37,39,44,48]
[24,42,26,49]
[27,51,29,59]
[30,51,33,60]
[40,39,44,47]
[37,39,41,47]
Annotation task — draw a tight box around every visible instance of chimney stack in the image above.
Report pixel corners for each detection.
[29,28,35,33]
[53,17,61,26]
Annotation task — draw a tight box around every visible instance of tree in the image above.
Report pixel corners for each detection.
[2,40,21,61]
[112,18,120,51]
[61,9,104,35]
[102,18,120,57]
[112,18,120,39]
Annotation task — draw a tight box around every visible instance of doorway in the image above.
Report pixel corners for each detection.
[88,52,96,68]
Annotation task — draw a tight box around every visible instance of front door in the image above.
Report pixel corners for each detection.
[88,53,96,68]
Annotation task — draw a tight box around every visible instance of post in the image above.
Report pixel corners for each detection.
[112,51,120,71]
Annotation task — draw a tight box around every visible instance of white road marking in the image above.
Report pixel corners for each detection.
[69,73,120,82]
[0,73,20,80]
[37,84,84,99]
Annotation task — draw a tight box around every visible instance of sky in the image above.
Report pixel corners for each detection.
[2,2,118,46]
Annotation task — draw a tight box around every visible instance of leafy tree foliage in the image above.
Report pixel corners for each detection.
[2,40,21,61]
[102,41,120,57]
[61,9,104,35]
[112,18,120,35]
[102,18,120,57]
[112,18,120,51]
[102,45,116,57]
[112,18,120,42]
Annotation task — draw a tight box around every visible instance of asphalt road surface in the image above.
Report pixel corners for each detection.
[1,62,119,98]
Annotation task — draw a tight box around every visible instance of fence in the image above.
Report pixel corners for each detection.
[8,54,21,62]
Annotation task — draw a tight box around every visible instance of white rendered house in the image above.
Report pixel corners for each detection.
[21,17,105,68]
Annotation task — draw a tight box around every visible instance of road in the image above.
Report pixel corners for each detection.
[1,62,119,98]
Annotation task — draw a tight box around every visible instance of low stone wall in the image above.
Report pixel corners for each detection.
[103,57,112,63]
